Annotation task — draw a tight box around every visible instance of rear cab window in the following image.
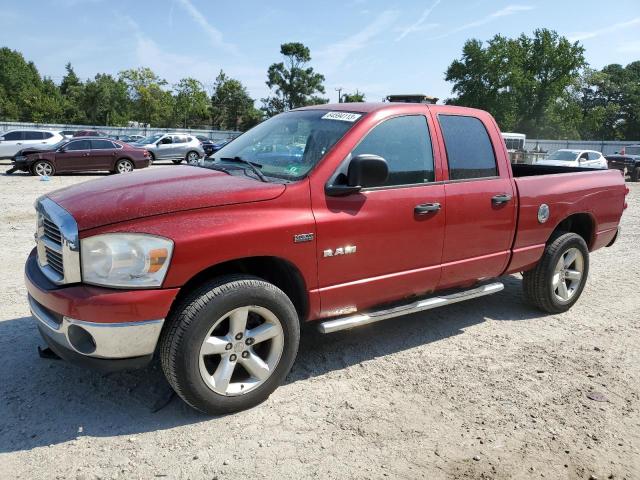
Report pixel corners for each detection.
[438,115,498,180]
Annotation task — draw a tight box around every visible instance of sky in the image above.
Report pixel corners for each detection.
[1,0,639,105]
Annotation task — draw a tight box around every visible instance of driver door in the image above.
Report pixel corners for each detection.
[55,139,91,171]
[156,136,174,159]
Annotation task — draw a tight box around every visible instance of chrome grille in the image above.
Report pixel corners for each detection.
[35,198,81,285]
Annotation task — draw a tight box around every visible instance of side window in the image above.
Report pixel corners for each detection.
[351,115,434,186]
[66,140,90,151]
[439,115,497,180]
[90,139,115,150]
[24,131,44,140]
[42,132,54,139]
[4,131,24,141]
[579,152,589,160]
[587,152,601,160]
[173,135,187,144]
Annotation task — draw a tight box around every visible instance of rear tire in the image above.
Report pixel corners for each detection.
[630,167,639,182]
[185,150,200,165]
[32,160,55,177]
[523,232,589,313]
[115,158,134,174]
[160,275,300,414]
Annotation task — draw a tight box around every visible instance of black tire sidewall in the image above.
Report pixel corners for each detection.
[166,278,300,414]
[544,234,589,311]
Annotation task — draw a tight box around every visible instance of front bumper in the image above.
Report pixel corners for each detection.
[25,249,179,371]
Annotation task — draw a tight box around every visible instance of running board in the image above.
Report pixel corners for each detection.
[317,282,504,334]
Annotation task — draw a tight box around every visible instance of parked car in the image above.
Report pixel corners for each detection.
[606,154,640,181]
[25,103,626,415]
[133,133,204,164]
[195,135,215,157]
[59,130,78,139]
[113,134,144,143]
[619,144,640,156]
[9,138,151,176]
[211,139,231,153]
[536,149,608,169]
[73,130,109,137]
[0,130,64,160]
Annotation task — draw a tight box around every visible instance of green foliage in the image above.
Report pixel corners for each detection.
[262,42,327,116]
[173,77,210,128]
[445,29,586,137]
[342,90,365,103]
[210,70,262,130]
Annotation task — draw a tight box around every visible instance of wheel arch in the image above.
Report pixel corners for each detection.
[168,256,309,322]
[549,212,596,249]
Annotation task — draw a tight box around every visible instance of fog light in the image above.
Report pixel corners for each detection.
[67,324,97,355]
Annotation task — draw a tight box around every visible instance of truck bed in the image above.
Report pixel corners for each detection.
[511,163,606,177]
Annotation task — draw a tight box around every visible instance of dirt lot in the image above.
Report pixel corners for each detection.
[0,163,638,480]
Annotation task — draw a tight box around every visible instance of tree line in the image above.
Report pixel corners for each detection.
[0,30,638,140]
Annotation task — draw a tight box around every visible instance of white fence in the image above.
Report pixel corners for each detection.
[0,121,241,142]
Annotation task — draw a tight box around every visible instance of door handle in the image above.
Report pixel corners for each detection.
[414,202,441,214]
[492,193,512,205]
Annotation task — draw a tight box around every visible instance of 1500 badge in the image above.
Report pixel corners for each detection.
[323,245,357,257]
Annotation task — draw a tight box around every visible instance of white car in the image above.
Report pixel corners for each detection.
[536,149,608,169]
[133,133,204,164]
[0,130,65,159]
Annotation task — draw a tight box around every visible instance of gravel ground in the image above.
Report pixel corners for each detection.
[0,163,638,480]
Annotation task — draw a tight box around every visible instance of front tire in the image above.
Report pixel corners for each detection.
[630,167,639,182]
[32,160,55,177]
[160,275,300,414]
[522,232,589,313]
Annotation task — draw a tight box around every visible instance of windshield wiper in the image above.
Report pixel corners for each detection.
[219,156,269,183]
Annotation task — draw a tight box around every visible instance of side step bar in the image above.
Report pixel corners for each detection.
[317,282,504,334]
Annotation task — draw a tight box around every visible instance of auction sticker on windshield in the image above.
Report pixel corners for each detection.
[321,112,362,122]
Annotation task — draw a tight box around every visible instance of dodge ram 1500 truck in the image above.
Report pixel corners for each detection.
[25,103,627,414]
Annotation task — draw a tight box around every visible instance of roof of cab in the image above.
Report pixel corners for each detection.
[295,102,487,115]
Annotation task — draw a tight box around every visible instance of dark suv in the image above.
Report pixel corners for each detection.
[607,145,640,181]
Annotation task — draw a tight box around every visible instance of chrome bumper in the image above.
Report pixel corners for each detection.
[29,295,164,359]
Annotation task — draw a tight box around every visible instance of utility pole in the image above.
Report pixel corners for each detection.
[335,87,343,103]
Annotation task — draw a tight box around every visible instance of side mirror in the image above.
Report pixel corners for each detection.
[326,154,389,196]
[58,147,66,153]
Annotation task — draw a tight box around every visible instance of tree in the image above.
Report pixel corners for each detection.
[174,78,210,128]
[0,47,47,121]
[119,67,173,127]
[342,90,365,103]
[262,42,327,116]
[445,29,586,137]
[210,70,262,130]
[81,74,130,126]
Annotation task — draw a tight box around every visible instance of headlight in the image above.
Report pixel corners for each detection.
[81,233,173,288]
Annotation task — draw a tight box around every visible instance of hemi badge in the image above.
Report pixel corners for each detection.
[294,233,314,243]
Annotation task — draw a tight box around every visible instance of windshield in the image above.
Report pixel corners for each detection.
[546,150,579,161]
[137,134,163,144]
[203,110,362,181]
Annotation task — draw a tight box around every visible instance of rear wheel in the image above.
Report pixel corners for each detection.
[523,232,589,313]
[186,150,200,165]
[160,275,300,414]
[630,166,640,182]
[115,159,134,174]
[32,160,55,177]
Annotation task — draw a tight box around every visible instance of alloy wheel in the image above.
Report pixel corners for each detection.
[552,247,584,302]
[117,160,133,173]
[198,306,285,396]
[34,162,53,176]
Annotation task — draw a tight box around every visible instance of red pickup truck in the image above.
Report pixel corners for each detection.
[25,103,627,414]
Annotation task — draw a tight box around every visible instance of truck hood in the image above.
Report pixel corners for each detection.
[47,166,286,231]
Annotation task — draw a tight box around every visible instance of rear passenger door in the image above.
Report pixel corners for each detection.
[90,139,117,170]
[435,114,517,289]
